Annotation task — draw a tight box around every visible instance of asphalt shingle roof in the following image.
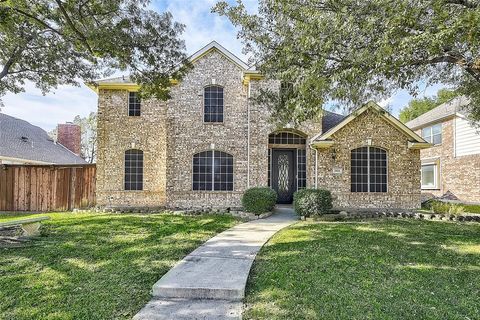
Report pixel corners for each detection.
[0,113,87,164]
[322,110,345,133]
[405,96,470,129]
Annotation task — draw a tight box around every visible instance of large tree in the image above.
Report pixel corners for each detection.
[0,0,190,102]
[399,88,460,122]
[214,0,480,125]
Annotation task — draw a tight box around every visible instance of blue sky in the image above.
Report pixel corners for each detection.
[2,0,444,131]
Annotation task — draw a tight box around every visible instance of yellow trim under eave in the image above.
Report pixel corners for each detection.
[243,72,265,85]
[86,83,141,93]
[311,141,335,149]
[86,80,180,94]
[408,142,432,149]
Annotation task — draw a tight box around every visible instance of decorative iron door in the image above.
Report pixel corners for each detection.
[272,149,296,204]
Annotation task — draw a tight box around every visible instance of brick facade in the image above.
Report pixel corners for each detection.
[57,123,81,156]
[316,110,421,209]
[95,45,422,210]
[415,118,480,203]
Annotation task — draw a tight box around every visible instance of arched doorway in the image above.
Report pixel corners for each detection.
[268,131,307,204]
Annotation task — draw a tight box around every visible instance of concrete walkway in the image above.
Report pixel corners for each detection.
[133,205,297,320]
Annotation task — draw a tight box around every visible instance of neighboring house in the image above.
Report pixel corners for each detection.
[90,41,429,210]
[0,113,86,165]
[406,97,480,203]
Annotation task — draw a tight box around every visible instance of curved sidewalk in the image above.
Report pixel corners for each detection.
[134,205,297,320]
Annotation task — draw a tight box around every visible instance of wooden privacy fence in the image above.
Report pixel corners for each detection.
[0,164,96,212]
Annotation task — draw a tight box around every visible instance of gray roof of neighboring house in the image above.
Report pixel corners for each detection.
[405,96,470,129]
[0,113,87,164]
[322,110,345,132]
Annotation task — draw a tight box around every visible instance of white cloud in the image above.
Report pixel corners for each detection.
[2,82,97,131]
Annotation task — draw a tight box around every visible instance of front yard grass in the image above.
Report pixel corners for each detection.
[244,219,480,320]
[0,212,238,320]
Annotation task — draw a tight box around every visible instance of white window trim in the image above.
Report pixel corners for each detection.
[421,123,442,145]
[421,161,439,190]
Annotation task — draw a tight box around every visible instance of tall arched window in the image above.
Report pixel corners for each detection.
[125,149,143,190]
[193,151,233,191]
[351,147,387,193]
[204,86,224,122]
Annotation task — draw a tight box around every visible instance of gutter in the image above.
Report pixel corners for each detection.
[309,143,318,189]
[247,81,251,188]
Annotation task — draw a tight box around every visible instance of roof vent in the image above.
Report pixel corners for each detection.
[21,136,29,142]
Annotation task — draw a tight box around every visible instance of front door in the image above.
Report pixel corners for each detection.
[271,149,296,204]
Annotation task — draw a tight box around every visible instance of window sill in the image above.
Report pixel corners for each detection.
[421,187,439,190]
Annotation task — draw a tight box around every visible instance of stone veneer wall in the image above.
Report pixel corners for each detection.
[96,89,167,207]
[316,110,421,209]
[96,49,323,209]
[416,118,480,203]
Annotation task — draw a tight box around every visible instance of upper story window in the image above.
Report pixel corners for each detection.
[421,123,442,145]
[351,147,387,193]
[125,149,143,190]
[204,86,224,123]
[128,92,141,116]
[193,151,233,191]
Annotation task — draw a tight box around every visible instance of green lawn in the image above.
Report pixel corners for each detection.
[244,220,480,320]
[0,212,238,320]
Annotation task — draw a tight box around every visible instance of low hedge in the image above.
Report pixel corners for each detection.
[293,188,333,217]
[242,187,277,214]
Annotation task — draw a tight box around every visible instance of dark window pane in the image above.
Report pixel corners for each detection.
[204,86,224,123]
[128,92,141,116]
[351,147,387,193]
[125,149,143,190]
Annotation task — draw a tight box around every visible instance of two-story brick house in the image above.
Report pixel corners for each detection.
[90,41,430,210]
[406,97,480,203]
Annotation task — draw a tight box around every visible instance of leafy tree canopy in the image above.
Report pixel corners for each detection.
[0,0,190,102]
[399,88,460,122]
[214,0,480,125]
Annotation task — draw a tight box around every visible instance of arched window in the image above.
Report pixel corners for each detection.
[204,86,224,122]
[268,132,306,145]
[193,151,233,191]
[351,147,387,193]
[125,149,143,190]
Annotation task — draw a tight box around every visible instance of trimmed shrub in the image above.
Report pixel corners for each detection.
[294,188,333,217]
[430,201,465,216]
[242,187,277,214]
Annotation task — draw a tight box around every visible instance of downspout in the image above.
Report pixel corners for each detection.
[247,81,251,188]
[309,143,318,189]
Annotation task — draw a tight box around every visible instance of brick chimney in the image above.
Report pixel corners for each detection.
[57,122,81,156]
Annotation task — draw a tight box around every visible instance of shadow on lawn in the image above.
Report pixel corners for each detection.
[244,219,480,320]
[0,213,237,320]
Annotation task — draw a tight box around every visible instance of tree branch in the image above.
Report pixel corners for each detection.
[54,0,94,54]
[9,7,63,36]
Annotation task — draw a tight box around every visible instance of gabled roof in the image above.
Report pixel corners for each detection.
[88,41,255,92]
[0,113,87,165]
[405,96,470,130]
[189,41,251,70]
[311,101,430,149]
